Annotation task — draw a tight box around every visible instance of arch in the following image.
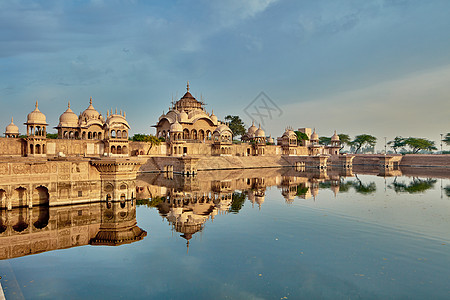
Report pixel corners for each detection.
[64,131,68,138]
[69,131,74,139]
[42,144,46,154]
[34,186,49,206]
[117,130,122,138]
[191,129,197,140]
[111,130,116,138]
[98,132,102,140]
[13,187,27,208]
[120,183,127,190]
[82,132,86,139]
[13,208,28,232]
[122,146,127,155]
[30,144,34,154]
[183,129,190,139]
[88,132,92,139]
[117,145,122,154]
[0,189,6,209]
[178,133,182,140]
[75,131,80,139]
[35,144,41,154]
[93,132,97,139]
[199,129,205,141]
[33,206,49,229]
[111,146,116,154]
[122,131,127,139]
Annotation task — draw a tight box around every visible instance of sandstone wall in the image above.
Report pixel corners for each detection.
[0,137,25,156]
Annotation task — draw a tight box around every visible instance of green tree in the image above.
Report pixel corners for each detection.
[443,133,450,146]
[390,178,436,194]
[294,131,309,145]
[132,134,162,155]
[404,137,437,154]
[229,192,247,213]
[352,175,376,194]
[46,133,58,139]
[319,136,331,145]
[351,134,377,153]
[387,136,406,153]
[338,134,351,151]
[225,115,246,138]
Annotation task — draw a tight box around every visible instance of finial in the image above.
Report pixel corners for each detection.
[258,123,261,129]
[68,101,71,108]
[90,97,92,105]
[124,111,126,118]
[35,100,38,108]
[120,109,122,115]
[115,108,117,114]
[187,81,190,92]
[252,120,254,126]
[11,117,14,123]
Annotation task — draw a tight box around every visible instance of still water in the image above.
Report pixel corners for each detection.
[1,168,450,299]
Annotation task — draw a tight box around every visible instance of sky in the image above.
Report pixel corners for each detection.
[1,0,449,150]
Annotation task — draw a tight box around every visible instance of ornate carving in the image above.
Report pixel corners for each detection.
[13,164,30,174]
[32,164,49,174]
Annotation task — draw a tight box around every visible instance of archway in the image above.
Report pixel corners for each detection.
[13,187,27,207]
[33,206,49,229]
[34,186,49,206]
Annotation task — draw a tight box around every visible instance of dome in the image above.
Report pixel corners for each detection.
[179,110,188,122]
[5,117,19,134]
[58,101,78,127]
[331,130,339,141]
[255,125,265,138]
[210,110,218,124]
[214,123,232,134]
[79,97,101,125]
[170,120,183,132]
[26,101,47,125]
[105,110,130,128]
[311,129,318,141]
[247,121,258,135]
[267,136,274,144]
[174,82,203,112]
[282,128,296,138]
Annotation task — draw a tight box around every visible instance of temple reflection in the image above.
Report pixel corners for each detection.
[0,201,146,260]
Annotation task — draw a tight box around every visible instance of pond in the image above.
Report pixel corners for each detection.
[1,167,450,299]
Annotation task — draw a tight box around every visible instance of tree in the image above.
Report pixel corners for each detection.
[229,192,247,214]
[225,115,246,138]
[132,134,162,155]
[338,134,351,151]
[46,133,58,139]
[404,137,437,154]
[443,133,450,146]
[319,136,331,145]
[387,136,406,153]
[351,134,377,153]
[294,131,309,145]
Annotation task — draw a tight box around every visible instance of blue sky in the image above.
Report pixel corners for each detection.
[1,0,449,148]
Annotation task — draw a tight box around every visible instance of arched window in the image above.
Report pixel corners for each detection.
[93,132,97,139]
[88,132,92,139]
[36,144,41,154]
[98,132,102,140]
[82,132,86,139]
[69,131,74,139]
[117,130,122,138]
[30,144,34,154]
[117,146,122,154]
[191,129,197,140]
[111,146,116,154]
[122,146,127,155]
[183,129,190,139]
[111,130,116,138]
[199,130,205,140]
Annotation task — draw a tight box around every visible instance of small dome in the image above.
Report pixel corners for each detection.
[247,121,258,135]
[282,128,296,139]
[255,125,265,138]
[210,110,218,124]
[268,136,274,144]
[170,120,183,132]
[214,123,232,134]
[331,131,339,141]
[26,101,47,125]
[79,97,101,125]
[179,111,188,122]
[106,111,130,128]
[58,101,78,127]
[311,129,318,141]
[5,117,19,134]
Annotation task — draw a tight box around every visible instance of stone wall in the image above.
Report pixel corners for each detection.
[0,137,25,156]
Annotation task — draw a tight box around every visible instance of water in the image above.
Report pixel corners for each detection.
[1,169,450,299]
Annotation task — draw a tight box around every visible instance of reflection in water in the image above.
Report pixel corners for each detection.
[389,178,437,194]
[0,201,146,260]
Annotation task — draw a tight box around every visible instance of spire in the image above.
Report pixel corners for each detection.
[187,81,190,92]
[90,97,92,105]
[11,117,14,124]
[35,100,38,109]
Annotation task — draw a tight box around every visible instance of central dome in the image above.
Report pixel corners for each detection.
[174,82,203,112]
